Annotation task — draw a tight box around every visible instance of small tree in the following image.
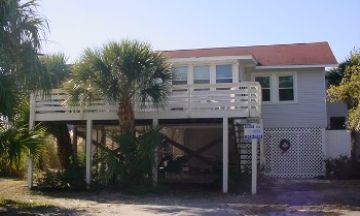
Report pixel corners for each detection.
[63,40,171,187]
[327,50,360,158]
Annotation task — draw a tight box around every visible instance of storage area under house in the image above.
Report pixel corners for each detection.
[28,82,263,193]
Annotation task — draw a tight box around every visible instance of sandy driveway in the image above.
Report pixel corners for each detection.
[1,178,360,215]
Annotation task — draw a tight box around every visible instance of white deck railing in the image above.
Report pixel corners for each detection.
[31,82,262,121]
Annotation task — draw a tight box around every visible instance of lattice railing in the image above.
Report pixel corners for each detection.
[264,127,325,178]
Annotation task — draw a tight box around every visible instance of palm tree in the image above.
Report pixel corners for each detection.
[65,40,171,135]
[38,54,76,170]
[0,95,46,176]
[0,0,48,117]
[0,0,48,177]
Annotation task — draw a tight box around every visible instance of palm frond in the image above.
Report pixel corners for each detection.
[0,75,17,117]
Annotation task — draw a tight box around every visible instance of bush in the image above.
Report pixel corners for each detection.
[35,128,161,193]
[93,128,160,190]
[325,156,360,179]
[35,158,86,191]
[0,124,46,177]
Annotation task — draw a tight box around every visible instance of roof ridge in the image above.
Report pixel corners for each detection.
[161,41,329,53]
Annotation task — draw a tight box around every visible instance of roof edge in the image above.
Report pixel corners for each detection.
[160,41,329,53]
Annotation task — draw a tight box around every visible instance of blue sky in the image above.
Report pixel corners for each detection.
[40,0,360,63]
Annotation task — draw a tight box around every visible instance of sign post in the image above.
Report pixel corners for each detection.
[244,122,263,195]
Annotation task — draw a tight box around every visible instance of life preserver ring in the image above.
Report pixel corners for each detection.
[279,139,291,152]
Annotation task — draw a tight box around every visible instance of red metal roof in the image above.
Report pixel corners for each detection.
[162,42,337,66]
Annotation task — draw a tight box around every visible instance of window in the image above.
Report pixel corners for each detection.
[330,117,346,129]
[172,66,187,85]
[216,64,232,83]
[255,76,271,102]
[193,65,210,84]
[278,75,294,101]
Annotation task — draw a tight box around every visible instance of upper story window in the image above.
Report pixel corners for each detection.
[255,76,271,102]
[253,72,296,103]
[216,64,233,83]
[193,65,210,84]
[278,75,294,101]
[172,66,187,85]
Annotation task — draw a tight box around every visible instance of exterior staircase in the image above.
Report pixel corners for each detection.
[232,118,260,173]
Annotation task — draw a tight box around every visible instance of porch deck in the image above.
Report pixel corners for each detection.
[30,82,262,122]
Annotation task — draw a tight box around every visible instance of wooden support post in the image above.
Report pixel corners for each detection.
[86,119,93,186]
[251,138,257,195]
[152,119,159,186]
[27,156,33,188]
[27,93,35,188]
[223,117,229,193]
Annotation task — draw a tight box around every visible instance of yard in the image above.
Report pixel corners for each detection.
[1,178,360,215]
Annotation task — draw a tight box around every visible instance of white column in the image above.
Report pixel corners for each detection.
[239,65,245,82]
[251,138,258,195]
[152,119,159,185]
[233,62,239,83]
[86,119,93,186]
[27,156,33,188]
[188,65,194,85]
[210,64,216,84]
[27,93,35,188]
[222,117,229,193]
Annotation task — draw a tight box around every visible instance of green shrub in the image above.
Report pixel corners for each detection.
[94,128,160,190]
[325,156,360,179]
[35,158,86,191]
[0,124,46,177]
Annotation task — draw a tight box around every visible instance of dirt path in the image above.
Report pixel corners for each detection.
[1,178,360,215]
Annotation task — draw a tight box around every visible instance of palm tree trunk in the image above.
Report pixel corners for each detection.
[46,123,75,170]
[118,97,135,136]
[56,124,74,170]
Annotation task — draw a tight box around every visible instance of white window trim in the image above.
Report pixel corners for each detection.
[172,65,188,85]
[193,64,211,84]
[252,73,273,104]
[171,61,239,87]
[277,72,298,104]
[215,64,233,84]
[251,71,298,104]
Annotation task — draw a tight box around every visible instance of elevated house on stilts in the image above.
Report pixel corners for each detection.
[28,42,338,194]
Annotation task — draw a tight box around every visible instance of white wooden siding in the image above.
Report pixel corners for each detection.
[250,68,327,128]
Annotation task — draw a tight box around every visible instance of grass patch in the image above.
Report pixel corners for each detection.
[0,199,49,208]
[0,198,72,216]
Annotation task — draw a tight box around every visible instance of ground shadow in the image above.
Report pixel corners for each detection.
[31,179,360,215]
[0,199,83,216]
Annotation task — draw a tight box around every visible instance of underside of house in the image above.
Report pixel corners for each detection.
[28,41,340,194]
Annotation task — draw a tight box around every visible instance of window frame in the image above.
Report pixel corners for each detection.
[254,75,271,102]
[252,71,297,104]
[278,74,295,102]
[172,66,188,85]
[193,64,211,84]
[215,64,233,84]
